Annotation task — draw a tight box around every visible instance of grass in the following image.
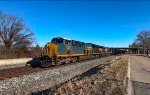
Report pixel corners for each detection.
[47,55,129,95]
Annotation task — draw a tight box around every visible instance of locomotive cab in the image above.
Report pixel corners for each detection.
[41,43,58,57]
[40,42,58,67]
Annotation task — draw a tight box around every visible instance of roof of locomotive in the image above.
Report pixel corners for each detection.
[52,37,85,44]
[51,37,105,48]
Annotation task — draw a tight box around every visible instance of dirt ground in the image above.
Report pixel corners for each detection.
[49,55,128,95]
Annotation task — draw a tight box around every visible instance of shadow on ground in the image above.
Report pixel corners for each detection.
[26,58,40,67]
[132,80,150,95]
[78,65,105,79]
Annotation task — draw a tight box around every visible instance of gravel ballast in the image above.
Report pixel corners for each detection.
[0,56,115,95]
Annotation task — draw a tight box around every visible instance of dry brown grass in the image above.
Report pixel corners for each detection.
[51,55,129,95]
[0,46,42,59]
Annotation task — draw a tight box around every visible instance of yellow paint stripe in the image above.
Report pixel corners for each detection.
[92,53,101,54]
[57,53,102,57]
[57,54,85,57]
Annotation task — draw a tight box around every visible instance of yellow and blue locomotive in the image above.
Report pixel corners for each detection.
[39,37,108,67]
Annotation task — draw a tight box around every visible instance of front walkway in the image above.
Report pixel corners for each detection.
[127,55,150,95]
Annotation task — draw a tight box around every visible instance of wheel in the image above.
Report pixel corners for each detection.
[40,56,52,67]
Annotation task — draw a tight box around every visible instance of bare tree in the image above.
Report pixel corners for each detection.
[131,30,150,55]
[131,41,140,48]
[0,12,35,49]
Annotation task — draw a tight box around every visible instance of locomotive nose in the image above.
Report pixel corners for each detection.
[39,43,58,67]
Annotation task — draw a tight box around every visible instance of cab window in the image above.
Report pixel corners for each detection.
[65,40,71,44]
[56,39,63,43]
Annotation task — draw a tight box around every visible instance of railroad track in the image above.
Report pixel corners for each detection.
[0,58,100,81]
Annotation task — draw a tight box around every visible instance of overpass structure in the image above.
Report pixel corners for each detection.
[109,47,142,55]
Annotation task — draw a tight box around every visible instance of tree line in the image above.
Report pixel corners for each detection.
[0,12,41,59]
[0,11,34,49]
[130,30,150,55]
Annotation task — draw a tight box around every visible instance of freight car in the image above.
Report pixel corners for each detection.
[39,37,109,67]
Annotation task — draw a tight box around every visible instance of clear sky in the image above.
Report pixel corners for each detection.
[0,1,150,47]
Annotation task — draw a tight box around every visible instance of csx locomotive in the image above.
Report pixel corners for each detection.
[39,37,109,67]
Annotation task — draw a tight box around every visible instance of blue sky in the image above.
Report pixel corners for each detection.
[0,1,150,47]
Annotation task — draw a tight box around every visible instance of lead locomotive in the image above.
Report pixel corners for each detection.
[39,37,109,67]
